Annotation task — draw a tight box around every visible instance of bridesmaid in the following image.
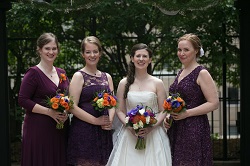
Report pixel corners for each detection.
[18,32,69,166]
[67,36,115,166]
[164,33,219,165]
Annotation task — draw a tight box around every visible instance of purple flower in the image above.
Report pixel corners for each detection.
[171,100,181,108]
[127,107,139,116]
[98,92,103,98]
[143,111,149,117]
[137,105,144,110]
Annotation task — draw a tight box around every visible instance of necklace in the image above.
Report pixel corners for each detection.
[134,75,150,91]
[37,64,55,78]
[135,80,143,91]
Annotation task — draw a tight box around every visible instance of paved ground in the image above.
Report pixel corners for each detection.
[213,160,240,166]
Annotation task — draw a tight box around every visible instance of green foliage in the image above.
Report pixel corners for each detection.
[7,0,239,87]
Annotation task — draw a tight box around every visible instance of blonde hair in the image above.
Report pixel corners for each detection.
[178,33,202,57]
[81,36,102,54]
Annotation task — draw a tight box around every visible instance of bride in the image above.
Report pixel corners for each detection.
[106,43,172,166]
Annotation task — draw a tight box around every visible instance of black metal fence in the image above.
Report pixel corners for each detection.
[9,72,240,163]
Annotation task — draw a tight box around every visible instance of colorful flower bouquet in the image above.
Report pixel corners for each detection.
[47,92,74,129]
[163,93,186,126]
[92,90,117,114]
[125,104,157,150]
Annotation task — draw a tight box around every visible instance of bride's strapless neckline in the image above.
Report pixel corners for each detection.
[128,91,157,96]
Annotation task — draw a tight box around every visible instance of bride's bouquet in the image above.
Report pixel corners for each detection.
[125,104,157,150]
[163,93,186,126]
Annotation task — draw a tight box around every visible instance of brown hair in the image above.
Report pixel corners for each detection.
[36,32,59,54]
[123,43,153,99]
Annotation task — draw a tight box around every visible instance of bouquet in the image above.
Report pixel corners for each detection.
[92,90,117,114]
[47,92,74,129]
[163,93,186,126]
[125,104,157,150]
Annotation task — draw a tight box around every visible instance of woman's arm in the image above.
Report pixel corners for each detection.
[106,73,115,122]
[115,78,128,125]
[188,69,219,116]
[18,68,65,123]
[173,69,219,120]
[155,78,168,126]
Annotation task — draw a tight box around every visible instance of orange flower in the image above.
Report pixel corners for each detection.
[132,115,141,124]
[61,101,69,108]
[163,100,172,111]
[51,97,60,103]
[173,106,182,113]
[103,99,110,106]
[60,98,65,104]
[177,97,185,106]
[93,97,98,102]
[103,93,109,98]
[139,115,146,124]
[103,96,109,100]
[176,97,183,102]
[52,102,59,109]
[65,105,70,111]
[59,73,67,83]
[110,99,117,107]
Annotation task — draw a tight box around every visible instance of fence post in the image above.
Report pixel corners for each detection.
[0,1,12,166]
[238,0,250,165]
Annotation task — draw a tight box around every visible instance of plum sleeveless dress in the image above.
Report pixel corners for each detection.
[106,91,172,166]
[168,66,213,166]
[67,71,113,166]
[18,66,69,166]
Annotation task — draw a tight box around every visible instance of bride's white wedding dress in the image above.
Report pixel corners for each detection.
[106,91,172,166]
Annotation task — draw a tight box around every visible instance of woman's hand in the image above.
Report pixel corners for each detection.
[127,127,137,136]
[171,111,188,121]
[101,118,113,130]
[137,127,154,137]
[47,108,67,124]
[58,111,69,123]
[95,115,111,126]
[164,117,171,129]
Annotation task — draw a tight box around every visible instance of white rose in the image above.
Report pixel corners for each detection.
[138,120,144,128]
[133,123,139,130]
[125,117,129,124]
[146,116,150,124]
[139,108,145,115]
